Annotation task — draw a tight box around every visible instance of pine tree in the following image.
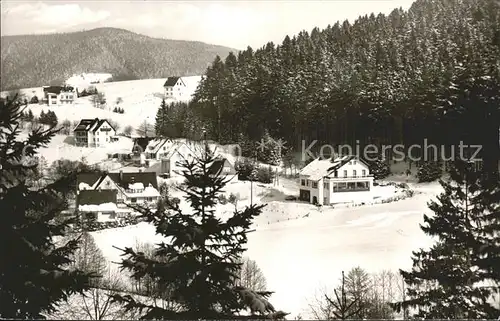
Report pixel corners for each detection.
[367,157,391,180]
[112,148,287,319]
[417,161,442,183]
[0,96,93,318]
[47,111,58,127]
[155,99,168,137]
[393,160,500,318]
[39,110,47,124]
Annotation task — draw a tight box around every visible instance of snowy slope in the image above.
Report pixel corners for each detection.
[1,77,202,130]
[91,180,442,319]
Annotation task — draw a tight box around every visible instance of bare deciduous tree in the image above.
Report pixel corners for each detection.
[126,240,182,313]
[123,125,133,136]
[91,91,106,109]
[136,121,155,137]
[49,232,132,320]
[236,257,267,292]
[308,268,406,320]
[61,119,72,135]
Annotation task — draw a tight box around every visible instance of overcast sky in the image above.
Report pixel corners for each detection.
[1,0,416,50]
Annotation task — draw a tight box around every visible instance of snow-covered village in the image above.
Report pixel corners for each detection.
[1,0,500,320]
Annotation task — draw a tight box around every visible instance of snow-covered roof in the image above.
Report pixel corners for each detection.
[123,185,160,199]
[106,171,158,189]
[299,158,337,181]
[145,138,174,154]
[300,155,365,181]
[128,182,144,190]
[79,202,117,212]
[77,172,103,190]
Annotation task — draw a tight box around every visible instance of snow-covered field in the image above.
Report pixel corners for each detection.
[91,177,442,319]
[2,77,202,130]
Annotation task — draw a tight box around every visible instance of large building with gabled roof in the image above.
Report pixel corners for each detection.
[73,118,116,147]
[298,155,374,205]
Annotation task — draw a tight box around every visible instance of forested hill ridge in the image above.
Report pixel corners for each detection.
[191,0,500,171]
[0,27,235,90]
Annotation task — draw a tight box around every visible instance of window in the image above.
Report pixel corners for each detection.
[146,197,153,202]
[343,170,347,177]
[312,182,318,188]
[301,179,305,186]
[353,170,357,177]
[324,197,327,204]
[362,169,366,177]
[131,198,137,203]
[324,182,329,190]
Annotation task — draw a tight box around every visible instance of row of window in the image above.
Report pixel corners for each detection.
[301,169,367,187]
[130,197,154,203]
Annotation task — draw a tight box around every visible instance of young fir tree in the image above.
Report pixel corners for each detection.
[394,160,499,318]
[417,161,442,183]
[112,146,287,319]
[155,98,168,137]
[0,96,93,319]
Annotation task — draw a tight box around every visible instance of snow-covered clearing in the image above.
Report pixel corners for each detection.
[91,177,443,319]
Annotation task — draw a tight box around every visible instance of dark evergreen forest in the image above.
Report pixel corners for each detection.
[185,0,499,171]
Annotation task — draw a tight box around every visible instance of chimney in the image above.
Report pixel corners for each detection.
[119,170,123,180]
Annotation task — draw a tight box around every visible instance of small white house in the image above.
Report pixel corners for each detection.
[163,77,187,100]
[160,144,197,177]
[163,76,202,101]
[299,155,374,205]
[73,118,116,147]
[144,138,175,160]
[43,86,76,105]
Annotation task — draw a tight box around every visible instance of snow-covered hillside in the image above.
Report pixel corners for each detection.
[2,77,203,130]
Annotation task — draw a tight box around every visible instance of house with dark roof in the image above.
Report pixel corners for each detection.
[163,76,202,101]
[163,76,186,100]
[76,170,160,206]
[43,85,76,105]
[298,155,374,205]
[208,157,236,177]
[76,172,104,191]
[143,138,175,160]
[73,118,116,147]
[77,189,123,221]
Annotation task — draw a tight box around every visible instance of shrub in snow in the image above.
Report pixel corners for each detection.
[256,130,283,166]
[218,194,228,204]
[228,193,239,205]
[256,166,274,184]
[367,157,391,180]
[235,159,258,181]
[417,161,442,182]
